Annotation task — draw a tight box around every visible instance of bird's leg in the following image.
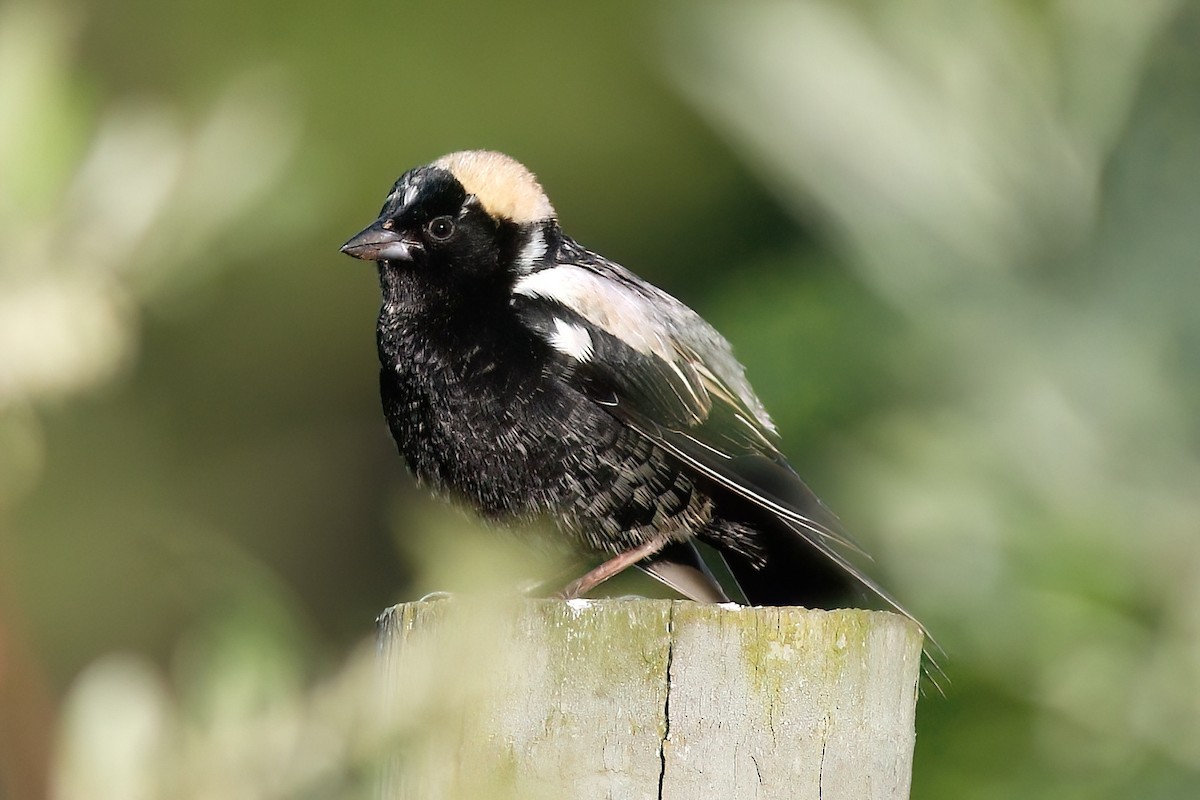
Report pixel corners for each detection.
[555,533,674,600]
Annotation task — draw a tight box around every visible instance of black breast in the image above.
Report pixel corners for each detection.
[375,288,707,556]
[377,292,556,515]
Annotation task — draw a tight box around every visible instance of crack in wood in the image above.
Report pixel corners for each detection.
[657,601,676,800]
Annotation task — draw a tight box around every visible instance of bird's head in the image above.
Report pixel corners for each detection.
[340,150,557,287]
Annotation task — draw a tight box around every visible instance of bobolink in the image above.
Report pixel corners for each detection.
[342,150,910,615]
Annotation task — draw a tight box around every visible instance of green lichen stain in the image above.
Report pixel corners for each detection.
[535,598,672,691]
[530,598,673,752]
[736,608,903,700]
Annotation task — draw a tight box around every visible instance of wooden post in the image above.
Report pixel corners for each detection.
[377,598,922,800]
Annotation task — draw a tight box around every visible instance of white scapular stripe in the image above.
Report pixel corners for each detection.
[514,266,674,362]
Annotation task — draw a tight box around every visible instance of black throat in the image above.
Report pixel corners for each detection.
[375,260,546,397]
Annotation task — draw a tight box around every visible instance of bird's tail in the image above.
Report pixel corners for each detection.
[717,514,860,608]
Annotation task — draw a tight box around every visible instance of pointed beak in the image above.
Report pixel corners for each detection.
[340,223,415,262]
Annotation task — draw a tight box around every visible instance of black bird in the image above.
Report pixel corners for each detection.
[341,150,912,616]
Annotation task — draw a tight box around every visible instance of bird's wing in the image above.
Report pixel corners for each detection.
[511,246,921,623]
[512,247,780,451]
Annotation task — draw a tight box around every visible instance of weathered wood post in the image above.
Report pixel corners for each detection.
[377,598,922,800]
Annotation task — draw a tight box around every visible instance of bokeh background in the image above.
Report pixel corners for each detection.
[2,0,1199,797]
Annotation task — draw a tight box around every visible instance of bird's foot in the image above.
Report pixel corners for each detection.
[554,534,673,600]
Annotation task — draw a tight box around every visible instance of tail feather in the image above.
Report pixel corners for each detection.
[715,516,859,608]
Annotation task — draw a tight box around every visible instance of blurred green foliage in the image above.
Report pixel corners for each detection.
[2,0,1199,797]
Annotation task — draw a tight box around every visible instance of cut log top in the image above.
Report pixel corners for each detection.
[377,599,923,800]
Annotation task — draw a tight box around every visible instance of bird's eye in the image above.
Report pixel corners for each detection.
[426,216,455,241]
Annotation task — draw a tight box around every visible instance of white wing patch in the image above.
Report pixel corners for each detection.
[514,266,676,361]
[548,318,594,361]
[514,263,779,435]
